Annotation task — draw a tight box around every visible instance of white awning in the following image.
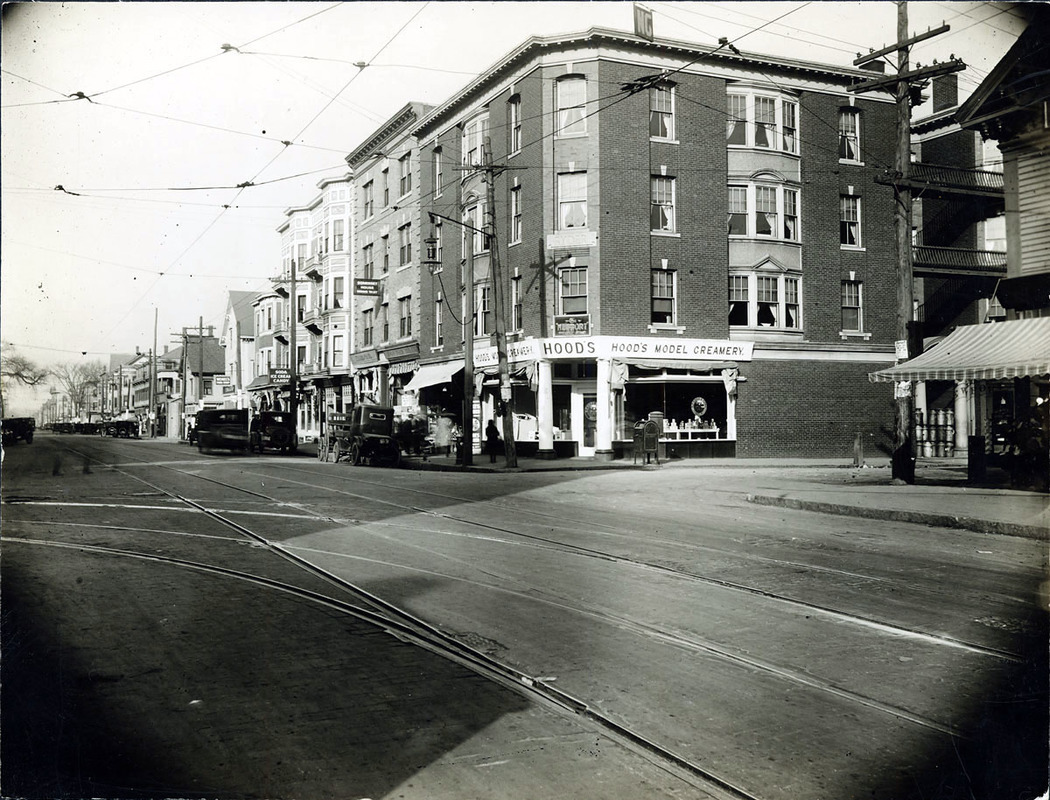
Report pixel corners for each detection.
[869,317,1050,383]
[403,360,463,391]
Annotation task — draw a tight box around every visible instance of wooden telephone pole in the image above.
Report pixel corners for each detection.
[851,2,964,484]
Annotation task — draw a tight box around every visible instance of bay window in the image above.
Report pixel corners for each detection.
[729,270,802,331]
[728,183,801,241]
[726,90,799,154]
[462,115,488,166]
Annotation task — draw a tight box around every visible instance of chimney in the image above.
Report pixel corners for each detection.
[932,74,958,112]
[860,60,886,74]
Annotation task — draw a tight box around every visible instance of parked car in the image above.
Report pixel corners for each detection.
[319,405,399,466]
[195,409,249,453]
[249,411,297,454]
[2,417,35,445]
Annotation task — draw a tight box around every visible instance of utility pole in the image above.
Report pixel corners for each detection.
[179,329,188,440]
[150,307,157,438]
[851,2,964,485]
[484,139,518,468]
[289,260,298,438]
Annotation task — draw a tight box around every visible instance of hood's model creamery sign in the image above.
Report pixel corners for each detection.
[474,336,754,367]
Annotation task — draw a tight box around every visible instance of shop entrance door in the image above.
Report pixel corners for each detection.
[581,394,598,456]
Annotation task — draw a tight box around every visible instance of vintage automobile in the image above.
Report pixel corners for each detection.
[2,417,35,445]
[248,411,297,454]
[103,419,140,438]
[195,409,249,453]
[319,404,400,467]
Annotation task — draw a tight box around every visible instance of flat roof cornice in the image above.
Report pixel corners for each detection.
[413,27,888,137]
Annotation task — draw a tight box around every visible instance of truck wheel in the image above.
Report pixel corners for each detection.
[351,443,362,466]
[24,431,33,444]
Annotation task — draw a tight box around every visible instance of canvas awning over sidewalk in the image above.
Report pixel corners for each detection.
[403,360,463,391]
[869,317,1050,383]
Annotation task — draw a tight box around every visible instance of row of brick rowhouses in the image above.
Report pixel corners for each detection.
[174,27,912,457]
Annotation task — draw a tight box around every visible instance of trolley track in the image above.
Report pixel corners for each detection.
[9,436,1045,799]
[20,443,1025,664]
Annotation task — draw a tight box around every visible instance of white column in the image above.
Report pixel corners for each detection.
[954,379,971,453]
[536,360,555,457]
[595,357,613,458]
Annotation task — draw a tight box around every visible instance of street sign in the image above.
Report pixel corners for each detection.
[354,278,380,296]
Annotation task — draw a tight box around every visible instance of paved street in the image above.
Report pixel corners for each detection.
[2,434,1047,800]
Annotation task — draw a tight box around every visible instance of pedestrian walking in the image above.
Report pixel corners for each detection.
[485,419,501,463]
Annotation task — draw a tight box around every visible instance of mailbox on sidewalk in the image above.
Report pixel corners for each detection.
[633,419,661,464]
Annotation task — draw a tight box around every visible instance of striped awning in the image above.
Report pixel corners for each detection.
[869,317,1050,383]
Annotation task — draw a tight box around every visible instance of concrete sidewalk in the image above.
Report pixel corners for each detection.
[401,451,1049,540]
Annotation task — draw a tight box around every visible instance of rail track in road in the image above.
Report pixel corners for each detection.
[7,436,1044,799]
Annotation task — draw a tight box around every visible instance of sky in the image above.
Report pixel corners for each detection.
[0,1,1031,413]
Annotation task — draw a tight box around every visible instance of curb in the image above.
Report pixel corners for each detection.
[746,494,1048,541]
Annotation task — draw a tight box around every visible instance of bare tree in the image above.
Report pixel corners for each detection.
[1,347,50,386]
[50,360,106,420]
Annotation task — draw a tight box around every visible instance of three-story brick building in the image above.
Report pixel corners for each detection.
[407,28,899,458]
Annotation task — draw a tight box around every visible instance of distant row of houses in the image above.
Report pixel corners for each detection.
[81,18,1048,459]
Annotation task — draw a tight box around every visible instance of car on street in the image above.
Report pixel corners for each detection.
[249,411,297,454]
[195,409,249,452]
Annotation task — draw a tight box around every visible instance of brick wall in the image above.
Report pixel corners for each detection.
[800,92,898,345]
[737,359,894,457]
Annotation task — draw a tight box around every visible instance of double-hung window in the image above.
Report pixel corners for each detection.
[754,97,776,148]
[556,77,587,136]
[475,284,492,336]
[651,270,676,325]
[558,172,587,229]
[509,96,522,153]
[432,147,443,197]
[435,298,444,346]
[650,84,674,139]
[840,195,862,247]
[398,223,412,265]
[841,280,863,331]
[559,267,588,314]
[362,309,374,346]
[462,115,488,166]
[651,176,675,232]
[755,186,777,236]
[382,170,390,207]
[728,187,749,235]
[839,109,861,161]
[362,243,374,279]
[398,153,412,196]
[362,181,374,218]
[727,94,748,145]
[510,185,523,243]
[398,296,412,337]
[332,335,344,368]
[511,276,523,331]
[332,219,344,251]
[332,276,344,309]
[783,189,799,241]
[463,203,486,253]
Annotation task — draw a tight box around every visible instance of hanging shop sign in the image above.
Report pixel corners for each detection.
[554,314,591,336]
[213,375,231,386]
[354,278,381,296]
[269,369,291,385]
